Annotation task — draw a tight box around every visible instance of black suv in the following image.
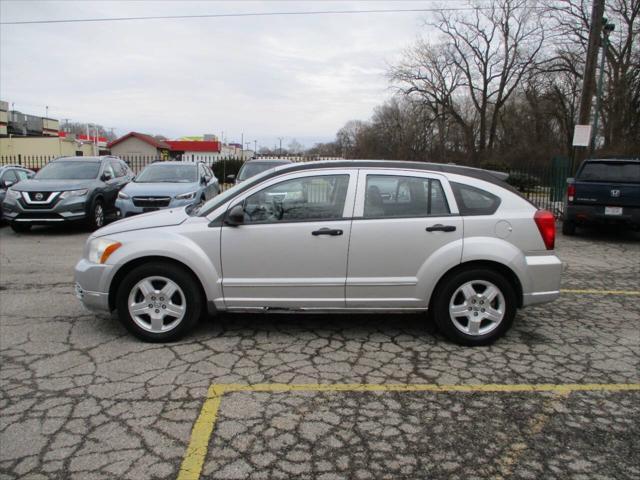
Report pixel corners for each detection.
[1,156,133,232]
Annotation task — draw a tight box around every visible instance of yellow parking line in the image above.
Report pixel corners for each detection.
[177,382,640,480]
[561,289,640,295]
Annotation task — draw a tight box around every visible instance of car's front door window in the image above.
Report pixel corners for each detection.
[242,174,350,223]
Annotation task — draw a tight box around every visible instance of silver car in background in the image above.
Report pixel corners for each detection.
[75,160,562,346]
[115,161,219,217]
[228,158,292,184]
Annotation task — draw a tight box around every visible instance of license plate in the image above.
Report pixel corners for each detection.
[143,207,159,213]
[605,206,623,216]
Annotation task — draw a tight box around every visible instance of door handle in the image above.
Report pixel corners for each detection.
[312,228,343,236]
[426,224,456,232]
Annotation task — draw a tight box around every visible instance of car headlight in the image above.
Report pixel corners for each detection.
[175,191,197,200]
[6,188,21,200]
[117,191,130,199]
[60,189,88,199]
[87,238,122,264]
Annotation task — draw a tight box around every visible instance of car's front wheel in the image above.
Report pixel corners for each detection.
[10,222,31,233]
[88,199,105,230]
[562,220,576,236]
[115,262,203,342]
[432,268,516,346]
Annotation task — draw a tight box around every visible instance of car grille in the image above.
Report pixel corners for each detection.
[132,196,171,208]
[19,191,61,209]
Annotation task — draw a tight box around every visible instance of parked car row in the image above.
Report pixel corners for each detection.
[0,156,221,232]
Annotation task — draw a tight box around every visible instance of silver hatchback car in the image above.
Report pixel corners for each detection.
[74,161,562,345]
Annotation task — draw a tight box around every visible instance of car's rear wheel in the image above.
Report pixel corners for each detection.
[562,220,576,236]
[433,268,516,346]
[88,199,105,230]
[115,262,203,342]
[10,222,31,233]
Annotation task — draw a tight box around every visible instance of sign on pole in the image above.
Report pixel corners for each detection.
[572,125,592,147]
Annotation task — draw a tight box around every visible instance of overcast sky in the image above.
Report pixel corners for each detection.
[1,1,445,148]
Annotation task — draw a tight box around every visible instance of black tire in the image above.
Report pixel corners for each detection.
[87,198,105,230]
[116,262,203,342]
[562,220,576,236]
[432,268,517,346]
[10,222,31,233]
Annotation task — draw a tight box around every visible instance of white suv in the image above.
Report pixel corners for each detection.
[74,161,562,345]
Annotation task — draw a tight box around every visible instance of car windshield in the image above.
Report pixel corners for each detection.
[135,164,198,183]
[237,162,285,181]
[578,161,640,183]
[34,161,100,180]
[193,167,277,216]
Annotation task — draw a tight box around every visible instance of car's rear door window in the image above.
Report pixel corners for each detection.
[243,174,350,223]
[450,182,501,216]
[363,175,450,218]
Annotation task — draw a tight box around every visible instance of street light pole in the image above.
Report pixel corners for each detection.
[591,20,615,153]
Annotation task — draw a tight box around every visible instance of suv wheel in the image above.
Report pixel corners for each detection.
[88,199,105,230]
[433,268,516,346]
[115,262,203,342]
[562,220,576,236]
[10,222,31,233]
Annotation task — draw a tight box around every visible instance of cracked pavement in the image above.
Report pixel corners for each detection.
[0,225,638,479]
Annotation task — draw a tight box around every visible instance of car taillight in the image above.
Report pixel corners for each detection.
[534,210,555,250]
[567,184,575,203]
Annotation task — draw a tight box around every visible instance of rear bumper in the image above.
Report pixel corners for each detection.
[566,204,640,227]
[521,254,563,307]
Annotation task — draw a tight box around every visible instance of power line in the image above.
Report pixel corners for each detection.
[0,6,549,26]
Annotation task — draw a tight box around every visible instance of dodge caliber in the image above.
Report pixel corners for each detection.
[74,161,562,345]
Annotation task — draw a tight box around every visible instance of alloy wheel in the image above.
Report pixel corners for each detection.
[127,276,186,333]
[448,280,505,336]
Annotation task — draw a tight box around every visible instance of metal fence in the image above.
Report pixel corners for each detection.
[0,154,571,217]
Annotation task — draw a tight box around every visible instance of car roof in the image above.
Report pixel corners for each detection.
[52,156,106,163]
[0,164,31,170]
[585,157,640,163]
[270,160,509,184]
[245,158,293,164]
[147,161,198,166]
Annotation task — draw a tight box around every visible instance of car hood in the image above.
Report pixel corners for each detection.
[122,181,199,197]
[12,179,96,192]
[94,207,190,237]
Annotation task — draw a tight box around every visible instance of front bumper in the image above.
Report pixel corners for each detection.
[74,258,113,313]
[521,254,563,307]
[2,196,89,224]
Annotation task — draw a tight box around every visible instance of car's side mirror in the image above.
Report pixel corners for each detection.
[102,172,113,181]
[226,174,236,182]
[0,180,13,189]
[225,204,245,226]
[201,176,208,185]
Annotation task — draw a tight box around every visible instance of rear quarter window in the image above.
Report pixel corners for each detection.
[450,182,501,216]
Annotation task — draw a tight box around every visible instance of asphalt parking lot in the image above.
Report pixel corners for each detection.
[0,224,638,479]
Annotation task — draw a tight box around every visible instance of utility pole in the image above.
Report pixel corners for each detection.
[277,137,284,156]
[254,139,257,153]
[592,19,615,153]
[574,0,606,171]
